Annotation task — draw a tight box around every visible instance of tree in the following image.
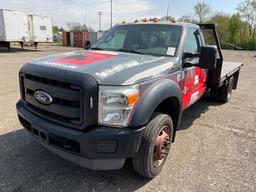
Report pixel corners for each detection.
[229,13,241,44]
[208,13,231,48]
[178,15,196,23]
[160,16,175,21]
[52,26,59,33]
[237,0,256,37]
[66,22,88,32]
[194,2,211,23]
[59,27,65,32]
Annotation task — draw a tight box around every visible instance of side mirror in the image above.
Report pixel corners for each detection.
[84,40,91,50]
[183,52,200,68]
[198,46,217,69]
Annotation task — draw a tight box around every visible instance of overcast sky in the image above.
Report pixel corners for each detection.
[1,0,243,31]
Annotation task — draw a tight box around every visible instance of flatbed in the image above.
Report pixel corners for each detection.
[220,61,243,85]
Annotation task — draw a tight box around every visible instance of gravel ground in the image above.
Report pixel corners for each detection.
[0,46,255,192]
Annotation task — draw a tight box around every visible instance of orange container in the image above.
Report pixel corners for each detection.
[62,32,68,46]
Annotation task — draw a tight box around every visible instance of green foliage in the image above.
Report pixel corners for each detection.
[186,0,256,50]
[241,38,256,50]
[237,0,256,37]
[229,13,241,44]
[208,13,230,44]
[194,2,211,23]
[178,15,197,23]
[160,16,175,21]
[52,26,59,33]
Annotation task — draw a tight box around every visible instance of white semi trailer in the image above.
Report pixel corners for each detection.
[0,9,53,51]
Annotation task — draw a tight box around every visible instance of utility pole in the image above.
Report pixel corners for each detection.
[84,8,87,26]
[97,11,103,32]
[110,0,113,28]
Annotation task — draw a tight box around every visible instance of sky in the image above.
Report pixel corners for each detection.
[1,0,244,31]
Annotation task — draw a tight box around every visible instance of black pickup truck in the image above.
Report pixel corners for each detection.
[16,22,243,178]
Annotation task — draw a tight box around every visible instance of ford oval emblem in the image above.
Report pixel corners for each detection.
[34,90,53,105]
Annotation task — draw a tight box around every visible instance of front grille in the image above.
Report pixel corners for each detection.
[21,73,83,127]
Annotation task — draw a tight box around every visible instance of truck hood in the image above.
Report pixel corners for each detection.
[28,50,177,85]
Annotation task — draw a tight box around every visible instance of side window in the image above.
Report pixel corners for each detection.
[40,26,47,31]
[184,28,200,54]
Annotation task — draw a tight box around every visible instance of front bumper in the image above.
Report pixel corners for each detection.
[16,101,145,170]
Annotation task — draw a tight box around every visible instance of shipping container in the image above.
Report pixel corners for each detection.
[70,32,74,47]
[0,9,53,50]
[73,31,88,48]
[28,15,53,43]
[88,32,97,46]
[62,32,71,46]
[0,9,30,42]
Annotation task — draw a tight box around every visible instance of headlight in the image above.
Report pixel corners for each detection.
[98,85,140,127]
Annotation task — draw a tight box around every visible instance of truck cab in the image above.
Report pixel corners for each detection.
[16,21,242,178]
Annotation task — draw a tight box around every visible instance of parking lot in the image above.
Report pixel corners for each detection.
[0,46,255,192]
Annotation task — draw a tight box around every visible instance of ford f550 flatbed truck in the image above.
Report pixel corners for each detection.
[17,22,243,178]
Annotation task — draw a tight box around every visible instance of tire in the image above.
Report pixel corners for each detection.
[210,76,234,103]
[132,113,173,178]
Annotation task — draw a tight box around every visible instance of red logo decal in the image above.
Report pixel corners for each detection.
[54,52,116,66]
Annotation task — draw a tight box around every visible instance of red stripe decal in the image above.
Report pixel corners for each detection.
[54,52,116,66]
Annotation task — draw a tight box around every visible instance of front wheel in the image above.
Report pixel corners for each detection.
[132,113,173,178]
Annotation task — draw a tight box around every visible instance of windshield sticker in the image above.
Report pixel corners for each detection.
[167,47,176,56]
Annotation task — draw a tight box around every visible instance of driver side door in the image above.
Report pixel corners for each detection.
[181,28,207,110]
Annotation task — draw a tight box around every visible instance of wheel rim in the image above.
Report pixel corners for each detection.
[153,126,171,167]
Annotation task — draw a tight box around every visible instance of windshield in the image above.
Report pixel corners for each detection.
[92,24,182,57]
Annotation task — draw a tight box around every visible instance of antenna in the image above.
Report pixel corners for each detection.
[166,2,170,20]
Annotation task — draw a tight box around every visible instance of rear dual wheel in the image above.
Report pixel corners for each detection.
[132,113,173,178]
[210,77,234,103]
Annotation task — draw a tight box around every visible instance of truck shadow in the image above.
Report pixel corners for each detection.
[0,47,42,53]
[0,130,148,192]
[0,97,222,192]
[178,96,223,131]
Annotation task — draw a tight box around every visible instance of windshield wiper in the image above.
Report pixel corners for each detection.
[113,49,144,55]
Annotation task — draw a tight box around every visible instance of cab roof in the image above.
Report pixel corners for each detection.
[117,21,199,29]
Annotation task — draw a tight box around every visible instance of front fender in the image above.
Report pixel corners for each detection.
[129,78,182,127]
